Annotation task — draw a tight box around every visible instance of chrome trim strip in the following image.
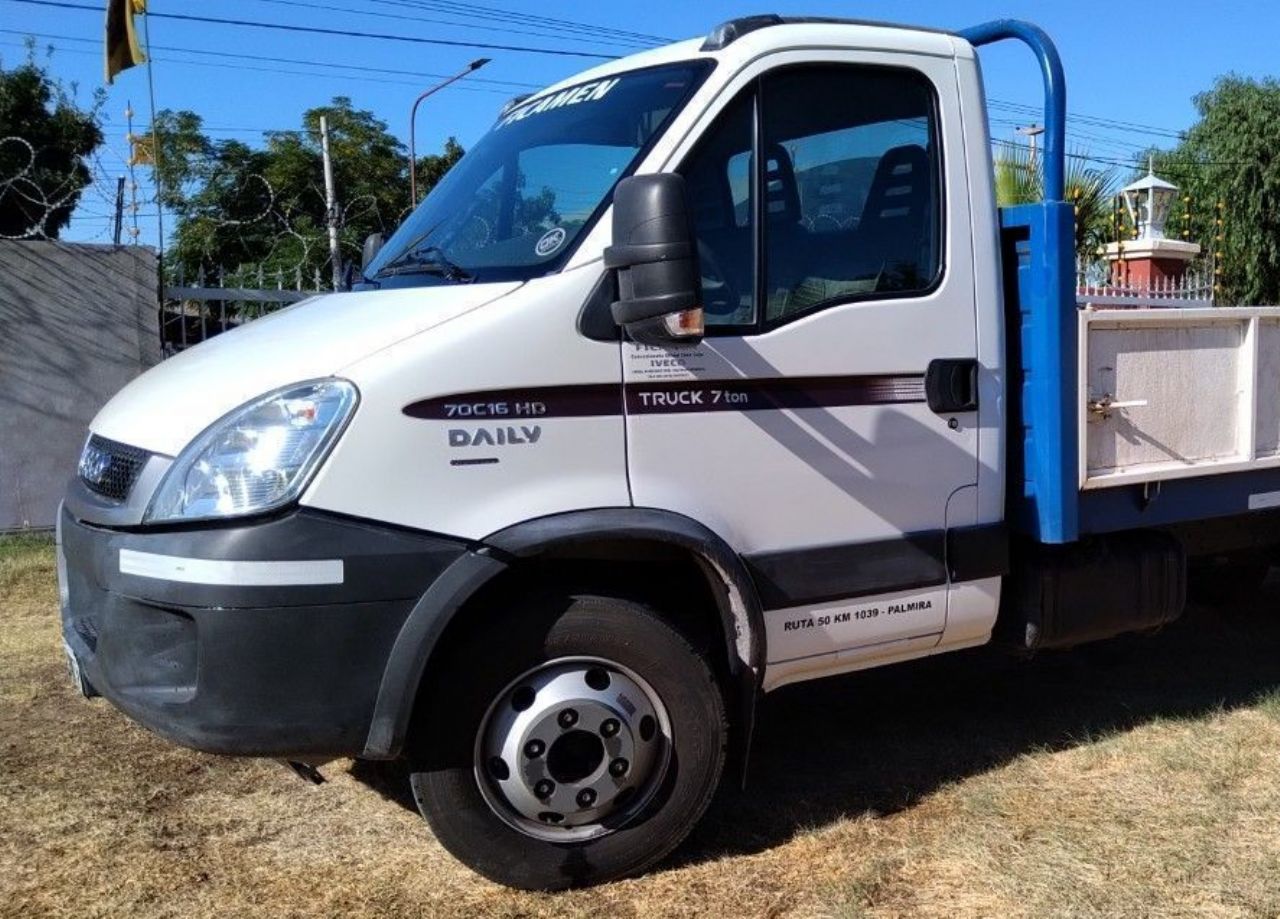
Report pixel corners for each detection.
[118,549,344,586]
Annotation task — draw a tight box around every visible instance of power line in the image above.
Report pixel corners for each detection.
[989,98,1185,139]
[374,0,673,46]
[0,38,520,97]
[991,138,1254,170]
[15,7,1256,180]
[1,28,543,89]
[992,141,1146,170]
[245,0,652,50]
[989,116,1165,156]
[4,8,1201,146]
[405,0,672,43]
[990,98,1181,135]
[1,28,1192,148]
[3,0,621,60]
[154,53,514,95]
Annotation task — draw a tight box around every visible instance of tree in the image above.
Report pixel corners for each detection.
[1147,76,1280,305]
[155,97,463,283]
[413,136,464,203]
[0,45,104,238]
[993,144,1117,269]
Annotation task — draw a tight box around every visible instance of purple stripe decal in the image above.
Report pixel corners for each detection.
[402,375,925,420]
[402,384,621,421]
[625,375,925,414]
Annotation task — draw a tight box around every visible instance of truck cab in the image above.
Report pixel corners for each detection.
[58,15,1274,891]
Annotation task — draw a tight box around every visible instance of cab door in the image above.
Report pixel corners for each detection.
[623,55,984,686]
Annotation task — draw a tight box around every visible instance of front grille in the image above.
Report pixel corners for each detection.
[78,435,149,502]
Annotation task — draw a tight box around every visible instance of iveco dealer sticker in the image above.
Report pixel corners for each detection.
[626,342,711,379]
[535,227,566,257]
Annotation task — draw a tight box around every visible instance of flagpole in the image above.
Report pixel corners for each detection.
[140,5,163,260]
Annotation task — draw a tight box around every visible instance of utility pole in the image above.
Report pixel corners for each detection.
[319,115,342,290]
[113,176,125,246]
[1016,123,1045,169]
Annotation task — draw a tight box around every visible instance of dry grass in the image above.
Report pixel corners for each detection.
[4,535,1280,918]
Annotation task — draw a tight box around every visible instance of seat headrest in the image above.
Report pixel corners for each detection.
[762,142,801,225]
[862,144,930,223]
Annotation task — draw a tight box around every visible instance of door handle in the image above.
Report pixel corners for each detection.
[925,358,979,414]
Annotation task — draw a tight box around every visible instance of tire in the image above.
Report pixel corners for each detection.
[408,593,728,890]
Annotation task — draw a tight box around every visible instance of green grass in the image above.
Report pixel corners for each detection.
[0,531,54,556]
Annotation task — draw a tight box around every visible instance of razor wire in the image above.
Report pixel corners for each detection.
[0,134,99,239]
[0,125,391,290]
[0,128,149,243]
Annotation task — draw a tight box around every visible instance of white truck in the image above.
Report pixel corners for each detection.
[58,15,1280,890]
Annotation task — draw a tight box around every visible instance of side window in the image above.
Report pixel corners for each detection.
[760,66,941,324]
[678,91,756,327]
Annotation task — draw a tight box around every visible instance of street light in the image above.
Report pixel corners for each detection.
[1015,123,1045,170]
[409,58,490,205]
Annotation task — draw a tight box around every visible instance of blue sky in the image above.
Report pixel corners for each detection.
[7,0,1279,247]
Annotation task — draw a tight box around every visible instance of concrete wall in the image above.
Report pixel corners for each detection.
[0,242,159,530]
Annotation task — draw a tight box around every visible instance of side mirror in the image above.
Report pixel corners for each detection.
[603,174,703,344]
[361,232,385,274]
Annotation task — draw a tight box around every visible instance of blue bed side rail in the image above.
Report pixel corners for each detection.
[1079,467,1280,533]
[958,21,1078,543]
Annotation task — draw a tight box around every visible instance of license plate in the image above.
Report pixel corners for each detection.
[62,640,92,698]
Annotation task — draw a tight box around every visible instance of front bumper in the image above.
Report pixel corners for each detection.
[58,503,469,759]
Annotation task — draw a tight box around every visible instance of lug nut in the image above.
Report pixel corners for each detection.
[609,757,629,778]
[524,739,545,758]
[600,718,620,738]
[534,779,555,799]
[576,788,597,808]
[557,708,578,728]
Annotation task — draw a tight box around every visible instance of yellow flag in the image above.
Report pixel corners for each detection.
[105,0,147,85]
[127,132,153,166]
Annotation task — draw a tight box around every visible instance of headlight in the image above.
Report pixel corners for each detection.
[146,379,358,523]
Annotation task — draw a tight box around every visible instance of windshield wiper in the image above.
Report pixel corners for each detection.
[374,246,474,283]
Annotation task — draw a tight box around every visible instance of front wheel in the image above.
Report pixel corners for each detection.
[408,594,728,890]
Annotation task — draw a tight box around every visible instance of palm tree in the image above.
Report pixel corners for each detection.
[994,144,1116,270]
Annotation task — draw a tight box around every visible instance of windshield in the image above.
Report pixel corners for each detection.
[365,61,710,286]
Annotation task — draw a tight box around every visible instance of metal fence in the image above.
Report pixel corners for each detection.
[160,263,329,353]
[1076,262,1216,309]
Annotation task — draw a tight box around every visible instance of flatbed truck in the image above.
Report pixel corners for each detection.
[58,14,1280,890]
